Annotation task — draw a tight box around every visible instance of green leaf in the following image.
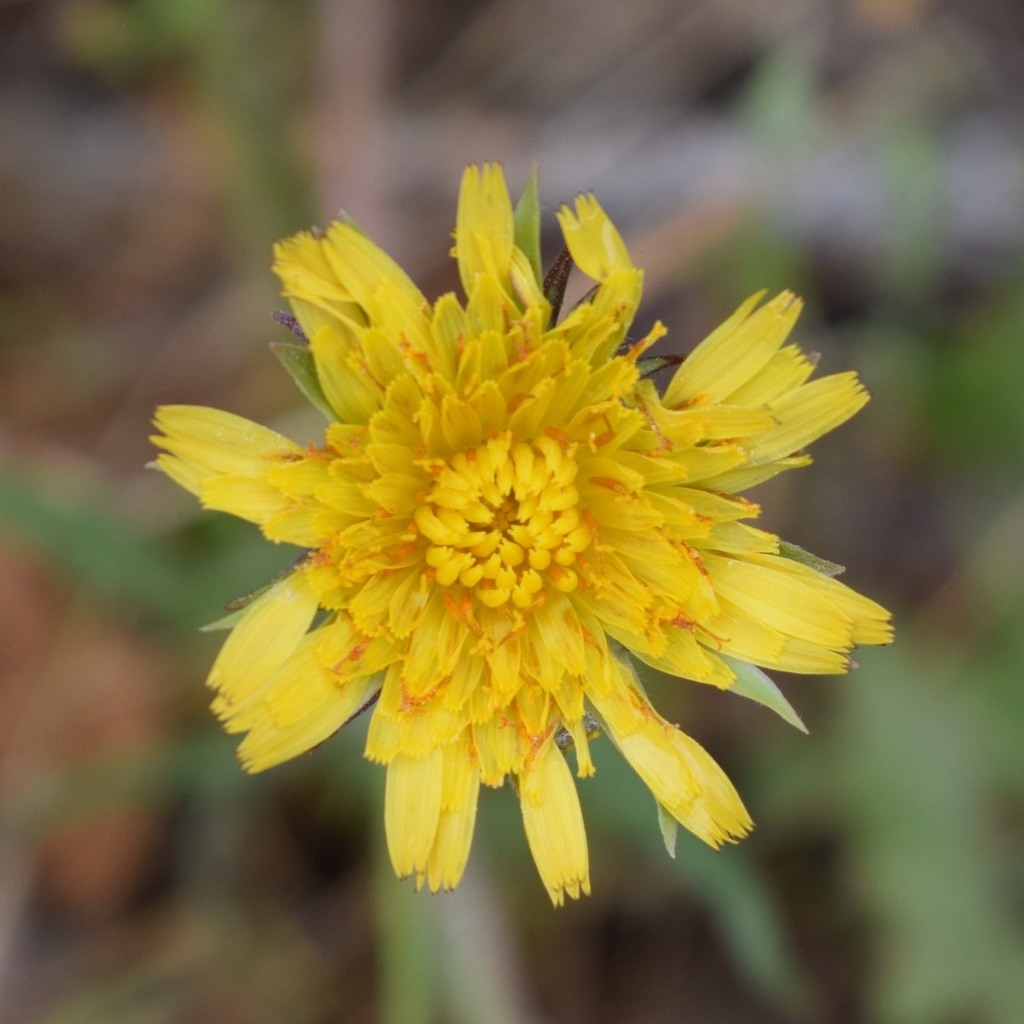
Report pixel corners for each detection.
[723,655,808,733]
[512,164,542,284]
[656,801,678,858]
[777,539,844,577]
[270,341,335,420]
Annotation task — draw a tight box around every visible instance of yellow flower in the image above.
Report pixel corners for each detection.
[151,163,892,904]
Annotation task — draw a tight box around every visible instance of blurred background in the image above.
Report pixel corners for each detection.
[2,0,1024,1021]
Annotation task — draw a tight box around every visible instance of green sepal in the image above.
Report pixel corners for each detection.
[777,540,845,577]
[270,341,335,420]
[337,210,370,237]
[202,551,311,631]
[637,354,684,379]
[656,801,679,859]
[513,164,543,284]
[542,245,573,327]
[722,655,808,733]
[200,608,247,632]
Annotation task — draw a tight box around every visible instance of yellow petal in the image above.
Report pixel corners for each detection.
[580,268,644,363]
[473,712,524,786]
[528,592,586,677]
[236,667,381,772]
[455,162,515,296]
[590,663,752,848]
[152,452,203,497]
[151,405,301,478]
[207,572,318,704]
[690,453,811,494]
[199,475,293,526]
[663,291,801,409]
[310,323,383,424]
[518,735,590,905]
[320,221,431,352]
[422,738,480,892]
[272,231,365,327]
[385,747,444,879]
[725,343,815,406]
[556,193,633,280]
[743,552,893,646]
[702,552,856,650]
[747,372,869,464]
[631,625,736,688]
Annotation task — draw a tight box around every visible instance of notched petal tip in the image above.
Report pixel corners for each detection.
[518,738,591,904]
[555,192,632,281]
[455,162,515,295]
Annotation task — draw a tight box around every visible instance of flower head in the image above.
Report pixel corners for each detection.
[151,164,892,903]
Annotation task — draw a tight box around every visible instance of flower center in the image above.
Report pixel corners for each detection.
[414,432,592,609]
[489,495,519,535]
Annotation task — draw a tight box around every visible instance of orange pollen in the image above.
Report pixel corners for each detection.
[532,725,555,753]
[625,337,655,362]
[400,682,441,712]
[520,723,556,772]
[628,689,658,721]
[544,426,571,446]
[442,591,464,620]
[695,624,729,649]
[590,476,628,494]
[668,614,697,633]
[682,542,709,577]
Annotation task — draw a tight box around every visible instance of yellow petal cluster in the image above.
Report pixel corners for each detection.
[151,163,892,903]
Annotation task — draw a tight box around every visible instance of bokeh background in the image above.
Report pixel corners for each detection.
[2,0,1024,1021]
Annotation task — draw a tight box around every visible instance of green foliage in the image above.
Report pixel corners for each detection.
[924,278,1024,465]
[0,465,286,628]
